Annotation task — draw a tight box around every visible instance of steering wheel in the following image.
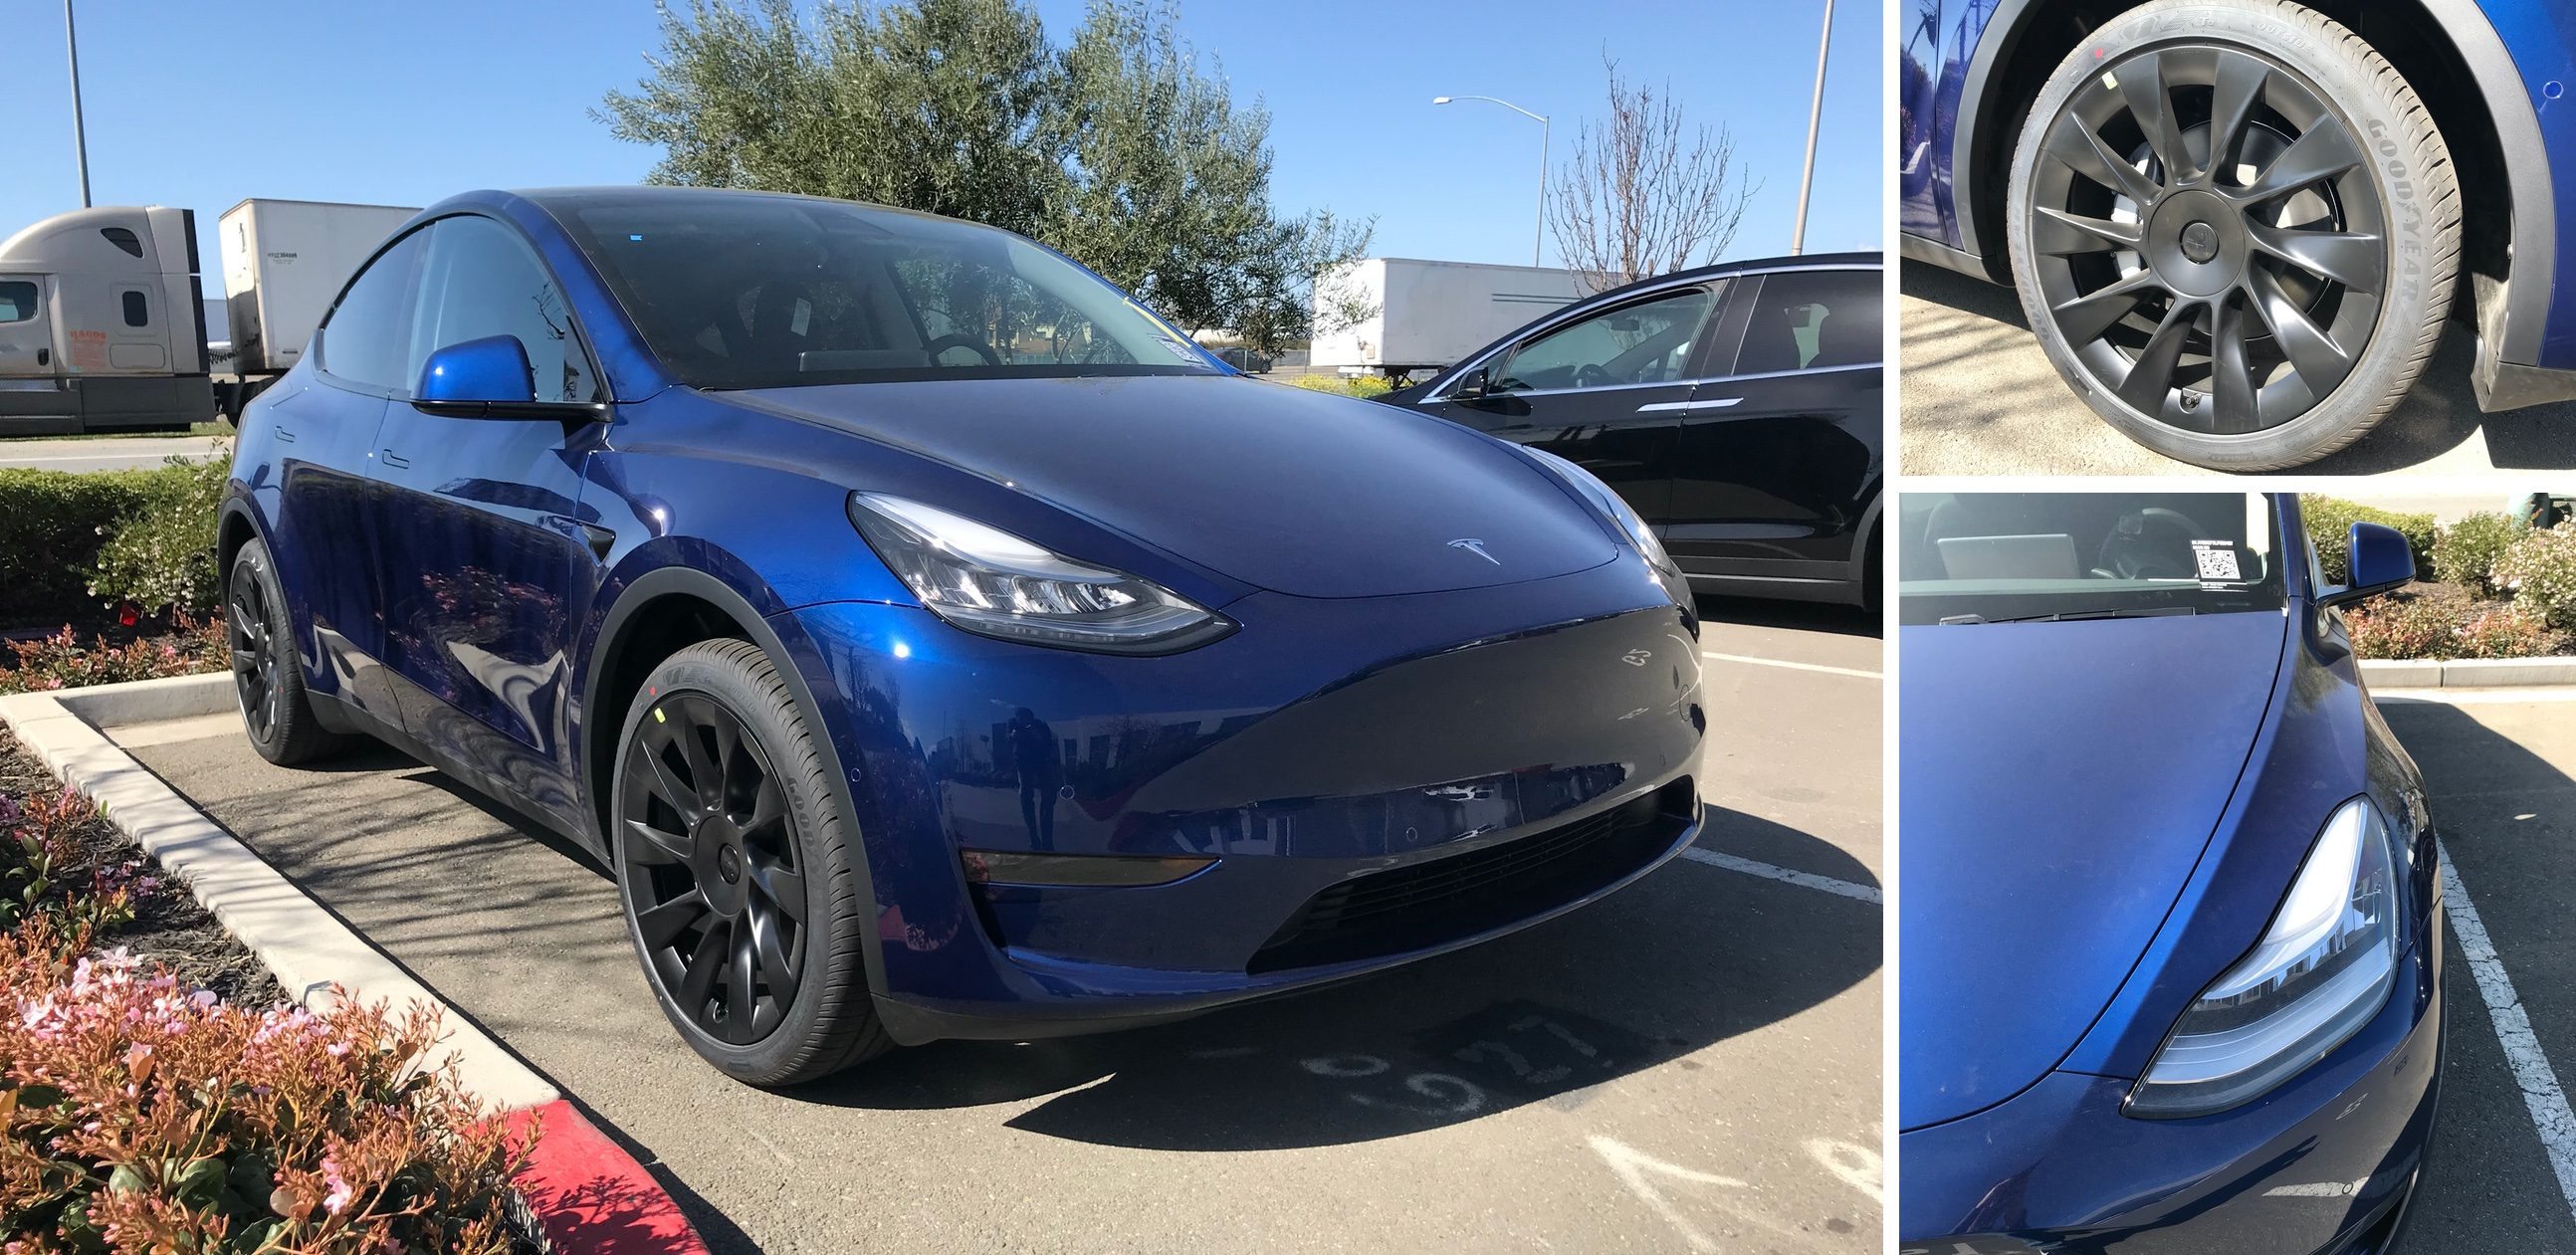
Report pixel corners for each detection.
[2097,507,2211,580]
[1572,362,1614,389]
[924,333,1002,366]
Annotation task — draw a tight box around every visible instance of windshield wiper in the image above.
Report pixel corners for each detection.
[1939,605,2201,625]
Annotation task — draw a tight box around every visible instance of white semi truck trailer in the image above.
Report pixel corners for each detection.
[1307,257,1594,380]
[0,199,416,433]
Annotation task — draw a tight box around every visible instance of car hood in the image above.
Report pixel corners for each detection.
[1898,609,2289,1131]
[728,373,1618,598]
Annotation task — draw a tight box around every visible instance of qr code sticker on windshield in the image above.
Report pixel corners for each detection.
[2192,541,2241,582]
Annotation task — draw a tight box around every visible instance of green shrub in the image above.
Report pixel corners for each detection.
[2495,522,2576,629]
[2433,512,2522,597]
[2302,496,2436,585]
[2341,583,2570,660]
[0,469,158,629]
[1288,373,1395,399]
[90,455,228,617]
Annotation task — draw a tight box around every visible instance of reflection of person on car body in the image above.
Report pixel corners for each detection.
[1009,707,1061,851]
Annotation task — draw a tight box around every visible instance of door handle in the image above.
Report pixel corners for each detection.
[1634,397,1743,415]
[35,348,47,367]
[380,449,411,469]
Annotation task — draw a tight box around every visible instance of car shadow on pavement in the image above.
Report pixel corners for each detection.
[2373,697,2576,1253]
[780,805,1880,1151]
[1695,595,1879,639]
[1898,262,2576,475]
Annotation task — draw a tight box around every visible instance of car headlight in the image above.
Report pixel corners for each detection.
[847,493,1233,654]
[1523,446,1674,571]
[2128,796,2402,1118]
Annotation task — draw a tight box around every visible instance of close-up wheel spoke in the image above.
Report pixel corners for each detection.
[2207,50,2270,179]
[637,734,701,822]
[2032,207,2142,256]
[2115,299,2202,411]
[2248,220,2383,293]
[2046,113,2160,205]
[2237,119,2362,204]
[727,925,760,1041]
[2248,267,2354,389]
[2051,270,2163,345]
[677,919,730,1012]
[2117,51,2191,184]
[634,888,709,946]
[624,817,695,866]
[2209,299,2263,432]
[750,854,807,922]
[751,910,799,1007]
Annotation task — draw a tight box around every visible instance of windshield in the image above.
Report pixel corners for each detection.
[1899,492,2286,625]
[548,192,1220,390]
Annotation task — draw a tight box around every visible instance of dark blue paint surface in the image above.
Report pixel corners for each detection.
[224,187,1705,1045]
[1900,495,2446,1252]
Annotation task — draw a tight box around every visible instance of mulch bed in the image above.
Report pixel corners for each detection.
[0,724,287,1010]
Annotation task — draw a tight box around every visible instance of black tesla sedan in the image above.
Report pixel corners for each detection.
[1379,254,1882,607]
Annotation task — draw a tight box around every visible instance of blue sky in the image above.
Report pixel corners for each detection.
[7,0,1882,283]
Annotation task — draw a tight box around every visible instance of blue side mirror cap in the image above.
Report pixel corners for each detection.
[419,335,537,406]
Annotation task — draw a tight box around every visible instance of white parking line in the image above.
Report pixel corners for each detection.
[1698,651,1881,680]
[2440,838,2576,1222]
[1680,847,1881,905]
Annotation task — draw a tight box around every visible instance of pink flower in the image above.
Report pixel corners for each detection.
[322,1155,353,1215]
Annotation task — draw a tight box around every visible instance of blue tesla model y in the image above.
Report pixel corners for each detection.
[1899,492,2445,1254]
[219,187,1706,1084]
[1901,0,2576,470]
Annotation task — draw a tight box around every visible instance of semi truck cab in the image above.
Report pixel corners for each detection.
[0,205,214,434]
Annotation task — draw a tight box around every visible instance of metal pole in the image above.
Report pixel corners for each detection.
[1791,0,1833,255]
[1535,115,1549,267]
[65,0,91,208]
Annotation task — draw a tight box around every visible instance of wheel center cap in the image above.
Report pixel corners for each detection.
[717,844,743,884]
[2181,221,2220,264]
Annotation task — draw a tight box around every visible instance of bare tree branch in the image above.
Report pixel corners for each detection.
[1546,56,1763,294]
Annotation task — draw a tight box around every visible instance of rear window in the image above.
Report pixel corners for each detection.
[548,192,1219,391]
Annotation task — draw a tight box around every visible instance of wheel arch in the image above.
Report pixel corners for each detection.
[1952,0,2547,371]
[578,564,891,1000]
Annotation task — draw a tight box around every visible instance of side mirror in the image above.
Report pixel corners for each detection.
[414,335,601,422]
[2318,521,2415,609]
[1450,365,1493,402]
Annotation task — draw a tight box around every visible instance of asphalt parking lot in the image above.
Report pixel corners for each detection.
[120,596,1883,1253]
[1898,262,2576,477]
[2375,690,2576,1252]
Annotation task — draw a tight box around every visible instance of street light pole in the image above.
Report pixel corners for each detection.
[1433,95,1551,267]
[65,0,91,208]
[1791,0,1834,255]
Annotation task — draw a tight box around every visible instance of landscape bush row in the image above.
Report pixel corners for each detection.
[2307,496,2576,661]
[0,730,534,1252]
[0,455,228,695]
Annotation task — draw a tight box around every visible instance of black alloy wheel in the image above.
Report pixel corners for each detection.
[2006,0,2459,471]
[229,571,282,743]
[618,690,811,1047]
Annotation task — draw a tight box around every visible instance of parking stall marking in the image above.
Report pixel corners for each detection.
[2439,839,2576,1223]
[1679,848,1882,905]
[1699,651,1882,680]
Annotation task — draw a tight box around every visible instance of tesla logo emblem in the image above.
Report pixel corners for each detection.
[1621,649,1651,667]
[1448,538,1500,565]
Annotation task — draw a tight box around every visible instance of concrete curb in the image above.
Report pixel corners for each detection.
[2362,656,2576,688]
[1,674,709,1253]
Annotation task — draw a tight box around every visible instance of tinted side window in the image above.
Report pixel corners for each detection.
[1732,270,1881,375]
[121,291,149,327]
[320,229,429,392]
[408,216,597,403]
[1493,287,1714,393]
[0,282,36,323]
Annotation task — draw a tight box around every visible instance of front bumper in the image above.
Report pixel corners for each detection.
[1900,911,2446,1255]
[771,559,1706,1045]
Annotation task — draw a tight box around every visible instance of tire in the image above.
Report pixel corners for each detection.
[2004,0,2460,471]
[610,639,890,1085]
[225,538,356,766]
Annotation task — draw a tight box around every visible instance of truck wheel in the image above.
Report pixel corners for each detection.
[611,640,891,1085]
[226,539,356,765]
[2005,0,2459,471]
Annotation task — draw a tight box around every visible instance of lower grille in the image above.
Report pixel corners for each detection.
[1248,776,1692,973]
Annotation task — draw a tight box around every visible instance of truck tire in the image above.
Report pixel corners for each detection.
[2004,0,2460,471]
